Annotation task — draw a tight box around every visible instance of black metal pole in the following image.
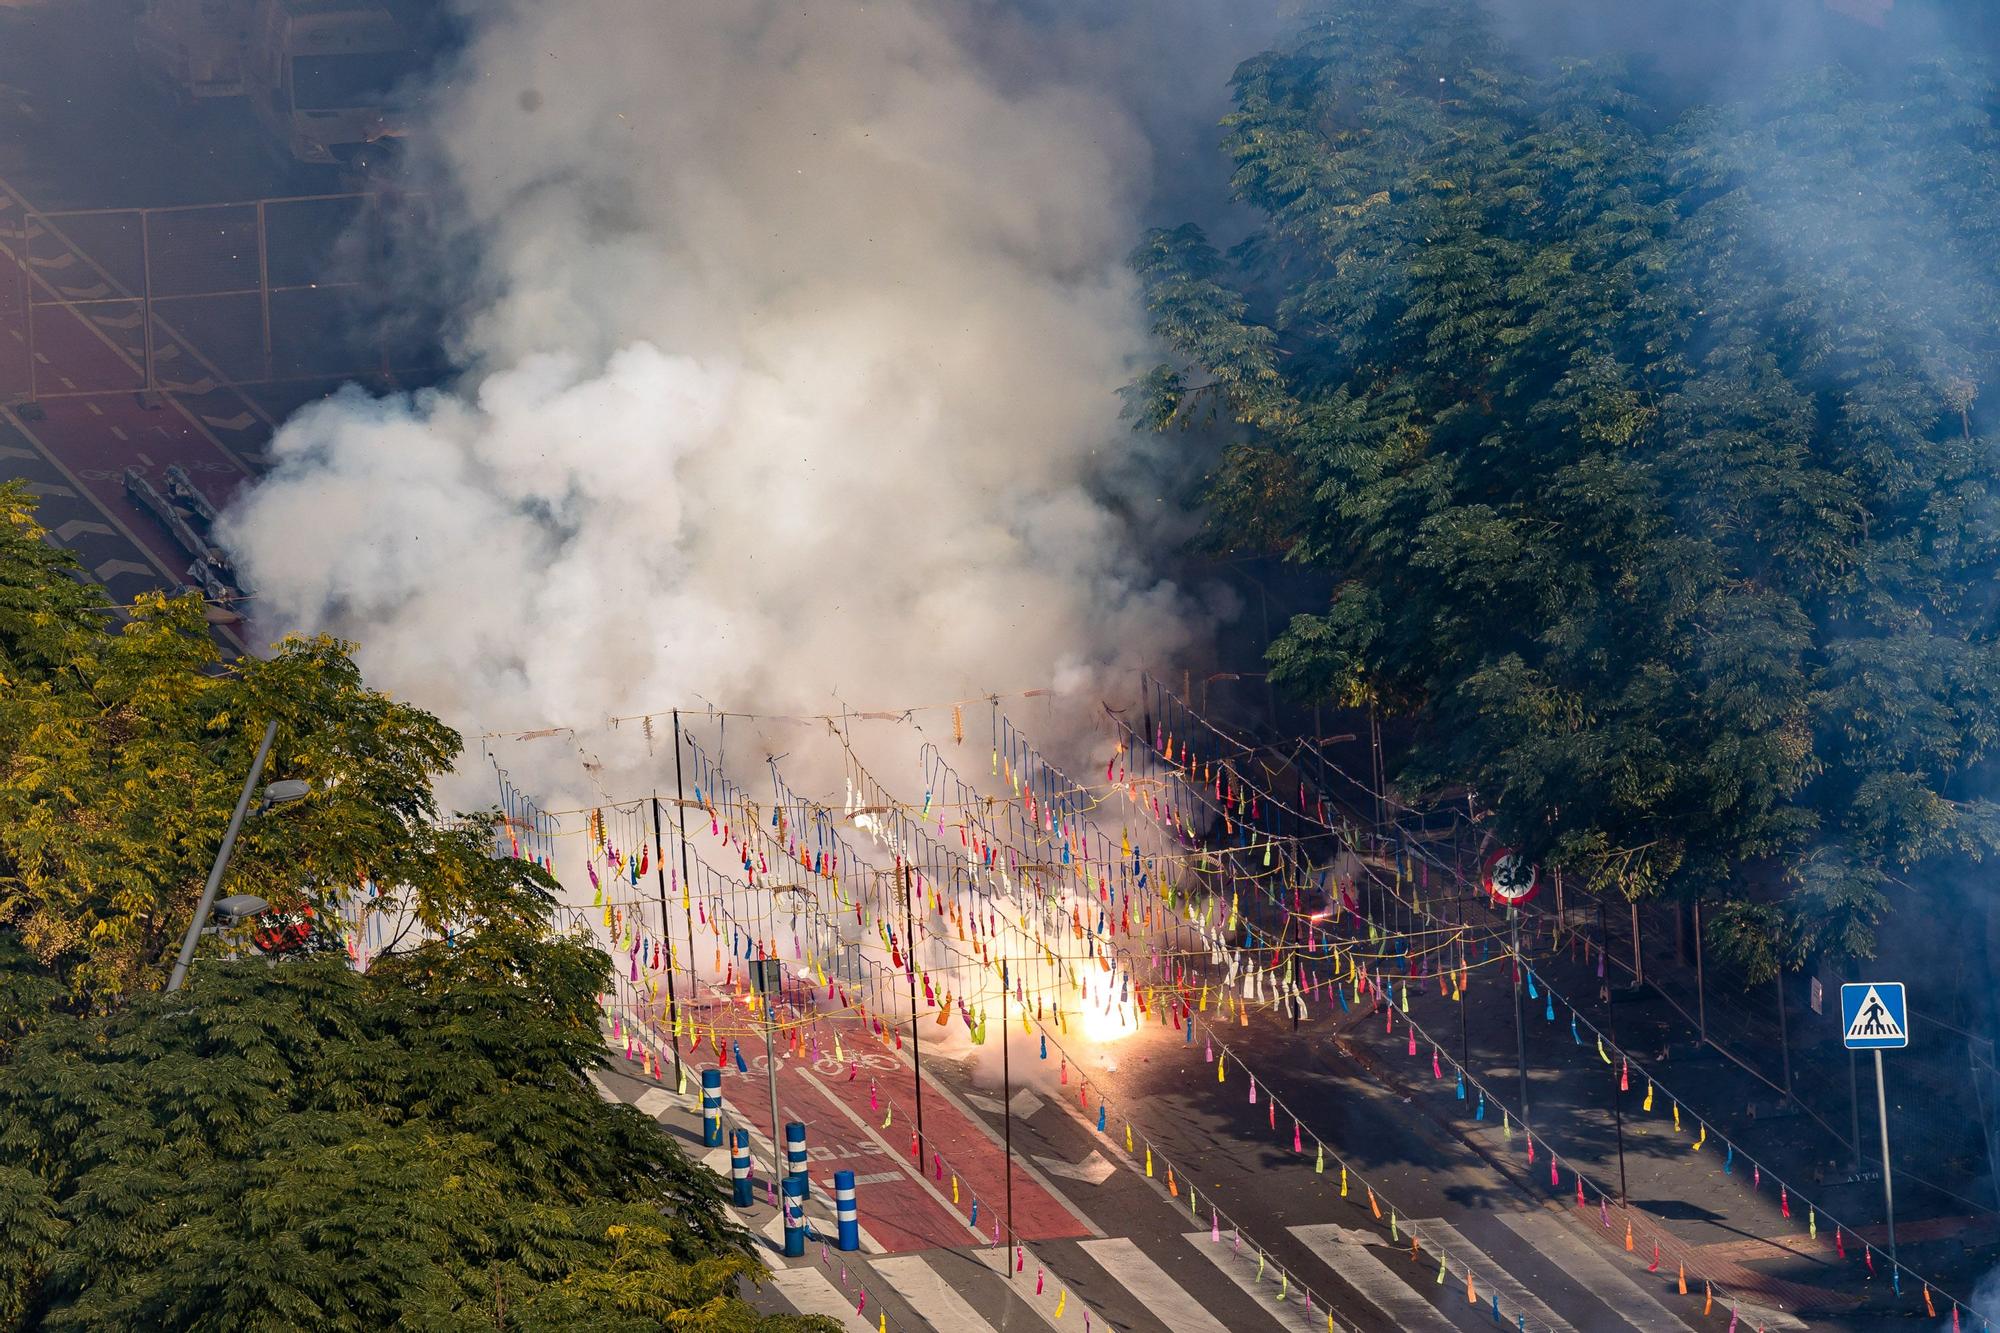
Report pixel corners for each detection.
[1002,955,1014,1273]
[672,711,701,1049]
[652,794,683,1085]
[1512,911,1530,1127]
[1604,897,1627,1203]
[902,859,926,1168]
[1775,969,1794,1106]
[1693,898,1707,1047]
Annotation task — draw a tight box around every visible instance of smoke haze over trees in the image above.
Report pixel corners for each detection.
[1130,0,2000,977]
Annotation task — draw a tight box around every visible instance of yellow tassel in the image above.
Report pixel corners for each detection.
[1055,1290,1067,1318]
[1125,1124,1134,1153]
[1340,1166,1348,1197]
[1145,1147,1153,1178]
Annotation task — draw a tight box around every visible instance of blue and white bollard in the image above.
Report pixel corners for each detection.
[701,1068,723,1148]
[785,1121,809,1200]
[782,1175,807,1257]
[730,1129,753,1207]
[833,1168,860,1251]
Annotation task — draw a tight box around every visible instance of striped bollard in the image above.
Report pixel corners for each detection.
[730,1129,753,1207]
[701,1068,723,1148]
[782,1175,807,1257]
[785,1121,809,1200]
[834,1169,860,1251]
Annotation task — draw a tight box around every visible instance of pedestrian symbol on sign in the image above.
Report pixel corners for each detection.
[1840,982,1908,1050]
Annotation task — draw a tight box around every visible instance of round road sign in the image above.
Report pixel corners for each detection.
[1482,848,1539,905]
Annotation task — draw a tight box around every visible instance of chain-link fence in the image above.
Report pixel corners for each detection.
[0,190,440,405]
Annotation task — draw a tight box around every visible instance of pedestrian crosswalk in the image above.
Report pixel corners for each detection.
[768,1206,1761,1333]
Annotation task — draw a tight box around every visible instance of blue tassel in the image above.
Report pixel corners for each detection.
[1476,1092,1486,1120]
[1457,1071,1466,1100]
[1492,1293,1501,1323]
[1097,1105,1107,1132]
[970,1200,979,1227]
[1527,972,1538,1000]
[1337,986,1350,1013]
[1545,994,1555,1022]
[1571,1013,1581,1045]
[1724,1143,1734,1174]
[1040,1035,1048,1060]
[1185,1016,1194,1043]
[732,1041,748,1073]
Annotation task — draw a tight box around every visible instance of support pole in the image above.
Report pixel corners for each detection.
[901,859,925,1169]
[1002,955,1014,1271]
[782,1175,806,1257]
[1511,911,1530,1127]
[762,965,783,1203]
[731,1128,753,1207]
[1693,898,1706,1046]
[650,794,682,1086]
[1775,969,1794,1105]
[167,718,277,992]
[1875,1050,1898,1271]
[672,711,700,1039]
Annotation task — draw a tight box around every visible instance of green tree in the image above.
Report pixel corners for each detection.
[0,933,826,1331]
[0,481,536,1007]
[0,487,830,1330]
[1134,3,2000,975]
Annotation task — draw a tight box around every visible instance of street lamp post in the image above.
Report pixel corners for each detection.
[168,719,310,992]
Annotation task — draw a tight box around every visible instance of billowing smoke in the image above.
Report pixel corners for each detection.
[220,0,1277,765]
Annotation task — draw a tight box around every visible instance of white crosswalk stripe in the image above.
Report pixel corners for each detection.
[768,1265,875,1332]
[874,1254,1001,1333]
[971,1246,1102,1331]
[1078,1237,1231,1333]
[1181,1230,1355,1333]
[1413,1219,1578,1332]
[1288,1224,1458,1331]
[1492,1214,1698,1333]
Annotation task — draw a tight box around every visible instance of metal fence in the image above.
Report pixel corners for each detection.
[0,190,440,404]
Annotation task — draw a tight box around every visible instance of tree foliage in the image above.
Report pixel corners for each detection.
[0,486,827,1330]
[1134,4,2000,973]
[0,936,823,1331]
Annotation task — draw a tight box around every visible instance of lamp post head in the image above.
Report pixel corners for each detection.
[212,894,269,925]
[260,779,311,807]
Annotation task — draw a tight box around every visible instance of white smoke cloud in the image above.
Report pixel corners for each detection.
[221,0,1266,768]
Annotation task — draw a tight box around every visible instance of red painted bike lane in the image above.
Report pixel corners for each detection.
[667,991,1092,1254]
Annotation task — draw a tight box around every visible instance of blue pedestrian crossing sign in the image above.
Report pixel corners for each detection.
[1841,982,1908,1050]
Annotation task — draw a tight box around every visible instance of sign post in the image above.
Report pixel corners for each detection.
[1841,981,1908,1272]
[752,957,786,1202]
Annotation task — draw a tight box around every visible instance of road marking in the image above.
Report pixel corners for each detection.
[54,519,113,541]
[791,1054,986,1244]
[0,445,31,459]
[85,401,101,415]
[1181,1231,1340,1333]
[1079,1237,1230,1333]
[203,411,257,432]
[24,481,74,498]
[1413,1219,1577,1332]
[632,1087,676,1117]
[971,1246,1100,1332]
[1031,1150,1115,1185]
[1492,1214,1696,1333]
[766,1266,873,1332]
[874,1255,1000,1333]
[1288,1224,1458,1331]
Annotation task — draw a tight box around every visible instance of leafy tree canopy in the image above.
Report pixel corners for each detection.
[1132,2,2000,975]
[0,486,827,1330]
